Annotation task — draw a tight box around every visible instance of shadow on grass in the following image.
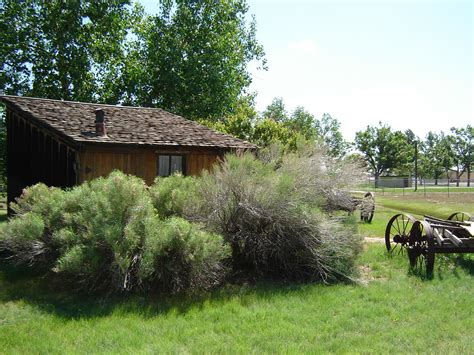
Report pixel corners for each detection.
[0,211,8,223]
[0,260,314,321]
[453,255,474,275]
[406,253,474,281]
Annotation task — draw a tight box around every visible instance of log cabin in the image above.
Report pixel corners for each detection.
[0,95,256,208]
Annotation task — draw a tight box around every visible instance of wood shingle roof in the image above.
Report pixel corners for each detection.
[0,95,256,149]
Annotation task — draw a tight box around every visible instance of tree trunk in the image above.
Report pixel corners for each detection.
[468,167,471,187]
[374,173,380,188]
[456,168,460,187]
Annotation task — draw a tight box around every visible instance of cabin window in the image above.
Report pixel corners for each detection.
[157,155,186,177]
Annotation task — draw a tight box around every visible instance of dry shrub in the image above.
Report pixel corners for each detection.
[277,144,366,212]
[187,148,364,282]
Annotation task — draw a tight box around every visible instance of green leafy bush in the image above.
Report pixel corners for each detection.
[150,174,198,218]
[2,146,365,292]
[0,171,229,294]
[10,183,67,232]
[50,171,153,292]
[140,217,230,293]
[0,184,66,268]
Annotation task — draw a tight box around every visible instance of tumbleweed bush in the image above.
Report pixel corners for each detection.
[187,148,364,282]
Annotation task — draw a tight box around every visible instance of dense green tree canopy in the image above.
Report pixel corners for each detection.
[0,0,266,120]
[262,97,287,122]
[315,113,349,158]
[128,0,266,120]
[199,96,257,141]
[0,0,142,103]
[284,107,317,141]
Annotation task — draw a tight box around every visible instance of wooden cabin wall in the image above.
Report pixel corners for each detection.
[186,152,220,176]
[78,147,222,185]
[6,109,76,209]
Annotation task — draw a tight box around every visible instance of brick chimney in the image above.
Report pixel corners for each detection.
[95,109,107,137]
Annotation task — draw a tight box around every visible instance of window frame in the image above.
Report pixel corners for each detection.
[157,154,186,177]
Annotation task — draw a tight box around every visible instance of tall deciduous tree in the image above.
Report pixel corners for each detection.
[0,0,142,102]
[354,123,412,183]
[285,106,318,141]
[131,0,266,120]
[199,96,257,141]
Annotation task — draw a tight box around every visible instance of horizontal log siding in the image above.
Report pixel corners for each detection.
[79,147,222,185]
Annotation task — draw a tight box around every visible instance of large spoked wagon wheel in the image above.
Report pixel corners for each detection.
[447,212,473,222]
[360,192,375,223]
[408,220,435,276]
[385,213,416,254]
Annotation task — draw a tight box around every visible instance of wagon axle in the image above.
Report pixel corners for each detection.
[392,235,409,244]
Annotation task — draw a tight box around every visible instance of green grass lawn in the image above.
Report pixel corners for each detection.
[1,244,473,353]
[1,194,473,353]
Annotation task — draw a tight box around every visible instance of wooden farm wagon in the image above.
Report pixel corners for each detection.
[385,212,474,274]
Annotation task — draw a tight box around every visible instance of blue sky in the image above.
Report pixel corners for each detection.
[140,0,473,140]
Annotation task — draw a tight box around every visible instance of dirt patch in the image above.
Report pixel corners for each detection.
[358,264,376,285]
[358,264,387,285]
[364,237,384,243]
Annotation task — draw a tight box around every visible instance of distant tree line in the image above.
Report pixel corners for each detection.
[354,123,473,186]
[207,97,472,187]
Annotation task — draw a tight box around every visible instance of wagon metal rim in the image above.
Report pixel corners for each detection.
[408,220,435,275]
[447,212,473,222]
[385,213,417,254]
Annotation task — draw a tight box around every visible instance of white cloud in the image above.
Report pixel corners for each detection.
[288,39,318,56]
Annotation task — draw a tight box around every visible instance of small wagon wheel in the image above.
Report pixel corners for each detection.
[360,192,375,223]
[447,212,473,222]
[408,220,435,275]
[385,213,417,254]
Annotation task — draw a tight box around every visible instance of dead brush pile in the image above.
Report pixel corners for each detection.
[184,146,365,282]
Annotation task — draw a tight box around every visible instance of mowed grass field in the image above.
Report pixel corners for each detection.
[0,193,473,353]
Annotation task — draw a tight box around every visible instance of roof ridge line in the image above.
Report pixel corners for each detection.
[0,95,168,112]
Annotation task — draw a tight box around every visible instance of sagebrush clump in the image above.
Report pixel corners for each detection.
[0,171,229,293]
[140,217,230,293]
[149,174,198,218]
